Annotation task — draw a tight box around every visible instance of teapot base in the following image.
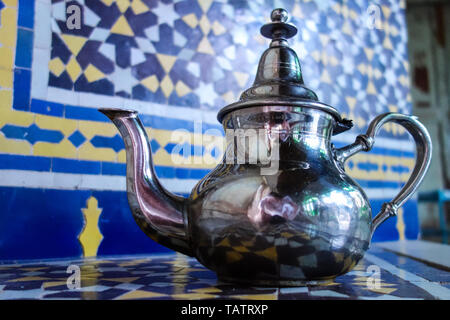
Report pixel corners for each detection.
[218,275,335,287]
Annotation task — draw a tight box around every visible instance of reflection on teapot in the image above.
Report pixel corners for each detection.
[99,9,432,286]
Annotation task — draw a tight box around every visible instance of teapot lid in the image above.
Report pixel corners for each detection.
[217,8,353,135]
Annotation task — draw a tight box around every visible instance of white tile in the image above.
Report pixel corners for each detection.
[374,240,450,269]
[187,61,200,77]
[131,48,146,66]
[144,25,159,42]
[51,0,66,21]
[84,6,101,27]
[34,0,52,49]
[90,28,110,42]
[78,92,125,109]
[135,37,156,54]
[173,30,187,47]
[280,287,308,294]
[47,87,78,106]
[113,283,143,291]
[99,42,115,61]
[31,48,50,100]
[51,19,61,33]
[76,285,111,292]
[309,290,349,298]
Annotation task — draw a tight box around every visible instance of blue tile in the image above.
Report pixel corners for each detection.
[68,130,86,147]
[30,99,64,117]
[154,166,175,179]
[1,123,64,144]
[48,70,74,90]
[0,154,51,172]
[13,68,31,111]
[101,162,126,176]
[74,75,114,96]
[65,105,110,122]
[0,187,86,260]
[18,0,35,29]
[52,158,101,175]
[15,28,33,68]
[90,134,124,152]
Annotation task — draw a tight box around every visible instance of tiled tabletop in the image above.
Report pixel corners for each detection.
[0,242,449,300]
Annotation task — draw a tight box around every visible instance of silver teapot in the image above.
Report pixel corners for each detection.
[99,9,431,286]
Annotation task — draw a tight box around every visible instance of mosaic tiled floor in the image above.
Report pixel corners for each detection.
[0,246,449,300]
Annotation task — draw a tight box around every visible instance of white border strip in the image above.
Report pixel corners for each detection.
[0,170,416,200]
[0,170,197,193]
[364,253,450,299]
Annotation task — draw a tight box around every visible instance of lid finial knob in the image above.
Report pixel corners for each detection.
[260,8,297,46]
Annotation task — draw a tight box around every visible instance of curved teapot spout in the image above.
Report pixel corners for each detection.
[99,108,193,256]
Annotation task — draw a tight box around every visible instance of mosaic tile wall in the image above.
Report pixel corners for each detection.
[0,0,417,261]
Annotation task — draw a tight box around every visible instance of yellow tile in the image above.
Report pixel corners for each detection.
[141,75,159,92]
[199,15,211,34]
[79,196,103,257]
[2,0,18,6]
[1,108,34,127]
[198,0,213,13]
[48,58,65,77]
[0,90,12,109]
[66,57,82,82]
[192,287,222,294]
[0,47,13,70]
[84,64,105,82]
[0,8,18,48]
[0,69,13,88]
[156,54,177,73]
[111,16,134,36]
[42,281,67,289]
[233,246,250,253]
[160,75,173,98]
[60,34,87,56]
[34,140,78,159]
[255,246,277,261]
[116,0,131,13]
[131,0,149,15]
[233,71,249,88]
[100,0,114,6]
[117,149,126,163]
[368,287,397,295]
[226,251,242,263]
[172,293,217,300]
[197,36,214,55]
[212,21,226,35]
[0,135,32,155]
[182,13,198,28]
[78,120,117,139]
[175,80,191,97]
[78,142,117,162]
[35,115,77,135]
[118,290,166,300]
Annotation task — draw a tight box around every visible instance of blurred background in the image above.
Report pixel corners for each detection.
[0,0,448,262]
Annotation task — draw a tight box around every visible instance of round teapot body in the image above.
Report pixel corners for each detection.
[187,107,372,285]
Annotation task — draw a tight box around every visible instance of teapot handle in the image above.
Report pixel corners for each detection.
[334,113,432,236]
